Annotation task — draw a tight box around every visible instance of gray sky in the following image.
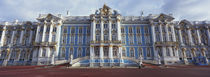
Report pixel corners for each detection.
[0,0,210,21]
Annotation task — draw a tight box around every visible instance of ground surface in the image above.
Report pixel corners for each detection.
[0,65,210,77]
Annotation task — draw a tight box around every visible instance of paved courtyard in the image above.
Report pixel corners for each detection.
[0,65,210,77]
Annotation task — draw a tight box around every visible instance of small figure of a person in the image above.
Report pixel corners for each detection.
[157,55,161,65]
[138,55,143,69]
[68,54,73,67]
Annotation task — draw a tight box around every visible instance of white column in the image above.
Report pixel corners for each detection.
[55,23,62,57]
[187,27,194,45]
[169,47,173,57]
[161,47,166,60]
[165,25,170,41]
[171,26,176,42]
[35,26,40,42]
[48,22,54,42]
[100,45,104,59]
[108,20,112,41]
[15,50,21,62]
[206,26,210,46]
[100,19,104,41]
[0,25,7,46]
[2,49,11,66]
[182,48,189,65]
[19,29,24,45]
[50,48,55,65]
[117,20,121,41]
[10,30,16,46]
[109,45,113,66]
[91,20,96,42]
[151,23,156,43]
[119,46,123,66]
[178,27,184,45]
[42,22,47,42]
[196,28,202,45]
[38,48,42,57]
[28,30,33,45]
[90,46,94,67]
[159,24,164,42]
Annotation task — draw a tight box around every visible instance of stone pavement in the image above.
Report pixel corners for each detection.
[0,65,210,77]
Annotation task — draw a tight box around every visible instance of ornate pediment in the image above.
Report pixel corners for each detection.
[179,19,192,26]
[37,13,62,22]
[94,4,120,16]
[156,13,174,21]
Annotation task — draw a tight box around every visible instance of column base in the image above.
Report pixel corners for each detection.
[89,63,94,67]
[2,60,8,66]
[205,57,209,64]
[183,58,189,65]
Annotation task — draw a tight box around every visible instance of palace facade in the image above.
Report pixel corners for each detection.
[0,5,209,67]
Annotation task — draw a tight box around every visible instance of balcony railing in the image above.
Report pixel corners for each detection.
[155,41,179,46]
[33,42,57,46]
[90,40,122,44]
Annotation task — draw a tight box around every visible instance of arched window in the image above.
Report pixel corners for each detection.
[147,48,151,57]
[78,35,83,44]
[70,35,75,44]
[130,48,135,57]
[138,48,143,57]
[113,47,118,57]
[69,48,74,57]
[157,47,162,57]
[104,47,109,57]
[61,48,65,58]
[77,48,82,58]
[86,47,90,56]
[166,47,170,56]
[20,50,26,61]
[95,47,100,57]
[10,50,16,61]
[129,27,133,33]
[0,50,7,60]
[122,48,126,57]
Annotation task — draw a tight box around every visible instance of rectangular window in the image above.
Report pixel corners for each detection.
[155,26,159,32]
[63,28,67,33]
[46,26,50,33]
[112,24,116,29]
[136,27,141,34]
[53,27,57,32]
[96,24,100,29]
[144,27,149,34]
[42,49,46,57]
[122,35,126,44]
[78,35,83,44]
[79,28,82,34]
[71,28,75,34]
[121,27,125,33]
[96,35,100,41]
[87,27,90,34]
[137,35,142,44]
[71,35,74,44]
[129,27,133,33]
[147,48,151,57]
[104,24,108,29]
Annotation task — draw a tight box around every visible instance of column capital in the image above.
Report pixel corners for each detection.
[100,45,104,47]
[201,48,206,51]
[182,48,186,51]
[109,45,113,47]
[191,48,197,51]
[90,45,94,47]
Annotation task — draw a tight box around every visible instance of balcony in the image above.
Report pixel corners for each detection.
[33,42,57,46]
[155,41,179,46]
[90,40,122,44]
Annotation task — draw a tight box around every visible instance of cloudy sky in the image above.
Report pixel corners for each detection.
[0,0,210,21]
